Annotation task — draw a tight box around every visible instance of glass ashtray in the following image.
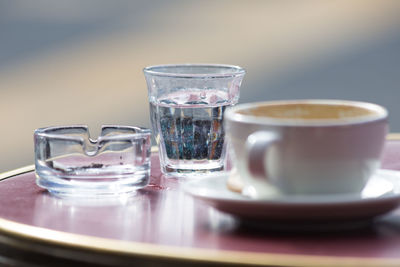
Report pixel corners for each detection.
[34,125,151,197]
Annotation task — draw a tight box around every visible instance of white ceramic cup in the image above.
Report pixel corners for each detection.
[224,100,388,198]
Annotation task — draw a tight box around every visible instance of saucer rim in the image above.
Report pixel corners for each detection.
[183,169,400,205]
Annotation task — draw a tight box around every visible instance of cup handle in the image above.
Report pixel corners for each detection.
[246,131,280,180]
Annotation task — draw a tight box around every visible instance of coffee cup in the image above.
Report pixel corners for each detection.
[224,100,388,198]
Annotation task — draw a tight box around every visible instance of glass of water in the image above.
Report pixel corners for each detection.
[144,64,245,176]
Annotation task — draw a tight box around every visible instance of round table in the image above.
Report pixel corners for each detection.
[2,137,400,266]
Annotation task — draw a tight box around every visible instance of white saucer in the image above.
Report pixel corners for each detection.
[183,169,400,222]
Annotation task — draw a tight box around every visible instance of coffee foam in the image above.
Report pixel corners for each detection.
[237,103,376,120]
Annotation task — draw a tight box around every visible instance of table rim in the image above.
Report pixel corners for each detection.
[0,135,400,266]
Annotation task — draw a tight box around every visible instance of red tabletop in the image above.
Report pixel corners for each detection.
[1,140,400,266]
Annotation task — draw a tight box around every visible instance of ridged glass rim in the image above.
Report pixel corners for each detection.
[143,64,246,78]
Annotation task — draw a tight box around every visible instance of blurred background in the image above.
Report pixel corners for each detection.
[1,0,400,172]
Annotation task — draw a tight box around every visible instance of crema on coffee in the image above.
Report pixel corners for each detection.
[237,103,376,120]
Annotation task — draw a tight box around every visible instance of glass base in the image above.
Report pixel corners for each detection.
[36,170,149,198]
[161,161,224,178]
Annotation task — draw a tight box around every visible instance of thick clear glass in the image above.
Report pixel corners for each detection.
[144,64,245,176]
[34,125,151,197]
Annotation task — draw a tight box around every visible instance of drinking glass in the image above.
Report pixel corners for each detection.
[144,64,245,176]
